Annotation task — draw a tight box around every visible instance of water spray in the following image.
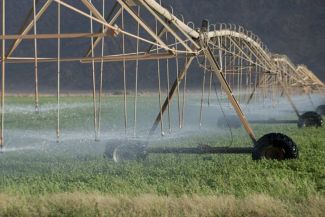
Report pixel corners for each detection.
[1,0,323,162]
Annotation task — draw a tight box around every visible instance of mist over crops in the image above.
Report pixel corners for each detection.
[1,93,322,155]
[0,94,324,217]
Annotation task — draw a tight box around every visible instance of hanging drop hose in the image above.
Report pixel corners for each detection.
[90,0,98,141]
[231,40,236,101]
[236,50,240,103]
[56,2,61,143]
[254,62,258,103]
[33,0,39,113]
[122,8,128,135]
[248,53,253,104]
[181,51,188,128]
[133,6,140,137]
[181,65,187,128]
[1,0,5,148]
[199,57,207,127]
[208,36,223,107]
[175,36,181,128]
[240,53,243,104]
[97,0,105,139]
[223,38,228,104]
[165,32,171,133]
[155,17,164,136]
[208,71,213,106]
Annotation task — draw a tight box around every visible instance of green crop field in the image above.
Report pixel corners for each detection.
[0,96,324,217]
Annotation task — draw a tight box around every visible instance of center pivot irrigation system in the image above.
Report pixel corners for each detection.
[0,0,324,161]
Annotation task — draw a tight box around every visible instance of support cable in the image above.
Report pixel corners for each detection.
[212,75,234,148]
[196,57,234,147]
[54,0,192,55]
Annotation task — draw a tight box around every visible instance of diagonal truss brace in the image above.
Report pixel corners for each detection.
[116,0,171,52]
[6,0,53,58]
[149,56,194,136]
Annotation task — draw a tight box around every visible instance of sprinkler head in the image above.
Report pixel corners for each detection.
[201,19,209,32]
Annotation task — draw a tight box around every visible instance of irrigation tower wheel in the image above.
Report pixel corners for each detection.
[316,105,325,116]
[252,133,298,160]
[297,111,323,128]
[104,139,147,162]
[104,139,124,159]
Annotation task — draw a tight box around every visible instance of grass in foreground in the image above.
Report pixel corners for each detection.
[0,96,324,216]
[1,126,323,198]
[0,193,324,217]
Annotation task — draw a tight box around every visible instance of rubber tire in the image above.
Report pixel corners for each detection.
[297,111,323,128]
[217,115,241,129]
[104,139,125,159]
[316,105,325,116]
[104,139,147,162]
[252,133,298,160]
